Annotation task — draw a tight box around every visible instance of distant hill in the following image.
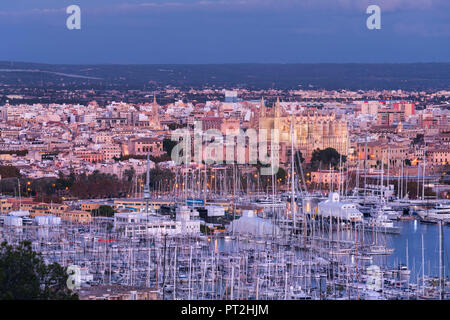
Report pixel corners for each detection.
[0,62,449,90]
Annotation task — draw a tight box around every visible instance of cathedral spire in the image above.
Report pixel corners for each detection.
[275,97,281,118]
[152,95,160,129]
[260,97,266,117]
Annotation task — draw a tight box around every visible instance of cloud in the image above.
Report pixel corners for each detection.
[1,0,450,17]
[120,0,450,12]
[300,0,447,12]
[394,22,450,37]
[0,7,64,17]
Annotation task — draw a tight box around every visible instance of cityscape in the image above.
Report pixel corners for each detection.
[0,0,449,304]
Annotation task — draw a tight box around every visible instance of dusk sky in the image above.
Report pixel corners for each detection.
[1,0,449,64]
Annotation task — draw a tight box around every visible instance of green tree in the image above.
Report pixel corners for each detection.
[295,150,305,164]
[310,148,346,170]
[276,167,288,184]
[412,134,424,145]
[0,165,21,179]
[0,241,78,300]
[96,205,115,217]
[294,150,305,174]
[163,138,177,155]
[56,171,73,190]
[0,150,28,156]
[123,167,135,182]
[70,172,123,199]
[142,167,175,190]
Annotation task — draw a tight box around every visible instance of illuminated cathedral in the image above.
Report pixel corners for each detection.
[258,98,349,162]
[149,95,161,130]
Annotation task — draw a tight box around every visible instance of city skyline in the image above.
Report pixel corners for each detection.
[0,0,449,303]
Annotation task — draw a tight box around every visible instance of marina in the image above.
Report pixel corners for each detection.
[0,149,449,301]
[0,191,448,300]
[0,154,449,300]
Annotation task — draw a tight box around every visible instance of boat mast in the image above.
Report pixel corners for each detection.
[144,153,151,214]
[406,239,409,270]
[380,158,384,201]
[232,163,236,236]
[422,146,426,201]
[356,154,360,196]
[400,159,404,199]
[417,162,420,199]
[387,146,390,191]
[439,220,445,300]
[290,118,296,232]
[421,234,425,296]
[339,152,342,196]
[204,164,207,205]
[363,137,367,204]
[405,169,408,199]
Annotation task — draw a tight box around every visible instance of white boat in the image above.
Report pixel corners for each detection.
[363,289,386,300]
[418,202,450,223]
[398,265,411,280]
[366,245,394,255]
[365,212,400,234]
[355,255,373,262]
[289,286,312,300]
[329,248,353,256]
[317,193,364,222]
[380,205,401,220]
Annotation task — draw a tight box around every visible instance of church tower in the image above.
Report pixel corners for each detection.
[274,97,281,132]
[152,95,161,129]
[260,97,266,118]
[275,97,281,118]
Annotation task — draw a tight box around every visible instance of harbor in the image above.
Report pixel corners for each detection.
[0,193,448,300]
[0,153,449,300]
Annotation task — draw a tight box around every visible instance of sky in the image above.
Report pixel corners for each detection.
[0,0,449,64]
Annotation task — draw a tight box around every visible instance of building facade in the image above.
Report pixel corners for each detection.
[259,99,349,162]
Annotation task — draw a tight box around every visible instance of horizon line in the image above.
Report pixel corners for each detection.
[2,61,450,66]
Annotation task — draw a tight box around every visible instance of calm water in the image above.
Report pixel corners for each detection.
[217,220,449,284]
[376,221,450,283]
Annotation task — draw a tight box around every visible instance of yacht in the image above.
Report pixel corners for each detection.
[418,202,450,224]
[366,245,394,255]
[365,212,400,234]
[362,289,387,300]
[397,265,411,280]
[380,205,401,221]
[317,193,364,222]
[289,286,312,300]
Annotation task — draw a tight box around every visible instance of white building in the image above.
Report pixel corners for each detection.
[2,216,23,226]
[114,206,200,237]
[227,210,279,236]
[35,215,62,226]
[317,193,363,222]
[205,206,225,217]
[8,210,30,217]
